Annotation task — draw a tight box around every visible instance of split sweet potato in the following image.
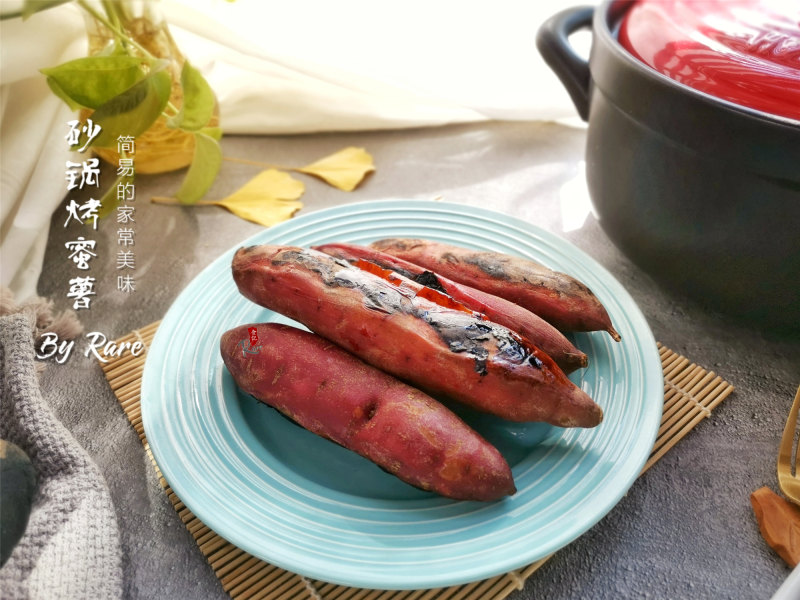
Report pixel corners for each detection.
[370,238,620,340]
[314,242,588,373]
[231,244,602,427]
[220,323,516,501]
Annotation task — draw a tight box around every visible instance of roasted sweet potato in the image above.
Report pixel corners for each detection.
[231,245,602,427]
[220,323,515,501]
[370,238,620,340]
[314,242,588,373]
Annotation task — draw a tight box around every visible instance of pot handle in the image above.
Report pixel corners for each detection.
[536,6,595,121]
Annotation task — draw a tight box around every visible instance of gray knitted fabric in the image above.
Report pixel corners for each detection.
[0,313,122,599]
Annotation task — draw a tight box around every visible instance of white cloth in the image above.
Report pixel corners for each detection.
[0,0,587,300]
[0,6,85,303]
[162,0,583,133]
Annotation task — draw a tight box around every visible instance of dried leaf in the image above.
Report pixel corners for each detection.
[222,169,305,202]
[295,146,375,191]
[751,486,800,567]
[216,197,303,227]
[213,169,305,227]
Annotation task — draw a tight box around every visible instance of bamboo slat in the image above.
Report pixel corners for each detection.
[102,323,734,600]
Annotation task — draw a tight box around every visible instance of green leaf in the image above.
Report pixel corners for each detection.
[95,41,129,57]
[176,132,223,204]
[96,173,135,220]
[89,68,171,148]
[21,0,72,20]
[40,56,150,109]
[167,61,216,131]
[45,77,84,111]
[200,126,223,141]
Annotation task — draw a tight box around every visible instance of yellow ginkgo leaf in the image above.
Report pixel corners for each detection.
[221,169,305,203]
[215,196,303,227]
[295,146,375,191]
[212,169,305,227]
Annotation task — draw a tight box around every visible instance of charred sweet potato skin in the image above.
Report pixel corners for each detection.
[231,245,602,427]
[370,238,620,340]
[220,323,515,501]
[314,242,588,373]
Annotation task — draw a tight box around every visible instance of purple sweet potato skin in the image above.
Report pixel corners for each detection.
[220,323,515,501]
[314,242,588,373]
[231,245,602,428]
[370,238,620,340]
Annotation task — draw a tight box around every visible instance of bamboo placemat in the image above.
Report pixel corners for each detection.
[101,321,734,600]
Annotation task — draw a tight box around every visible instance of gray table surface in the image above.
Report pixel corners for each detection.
[37,120,800,599]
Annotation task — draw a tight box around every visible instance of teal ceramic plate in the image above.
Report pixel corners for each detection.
[141,200,662,590]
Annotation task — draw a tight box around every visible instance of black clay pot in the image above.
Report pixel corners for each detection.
[537,1,800,334]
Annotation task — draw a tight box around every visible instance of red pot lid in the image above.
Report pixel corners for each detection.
[618,0,800,121]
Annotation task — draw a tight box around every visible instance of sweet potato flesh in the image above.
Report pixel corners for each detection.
[231,245,602,427]
[370,238,620,340]
[314,242,588,373]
